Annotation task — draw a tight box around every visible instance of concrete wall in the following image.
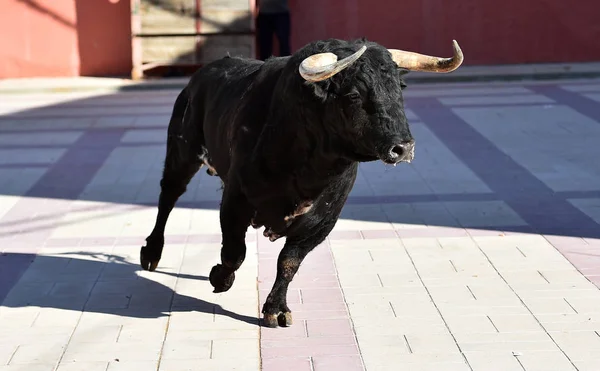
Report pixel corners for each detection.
[1,0,599,78]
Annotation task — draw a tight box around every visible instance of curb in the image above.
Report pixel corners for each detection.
[1,69,600,95]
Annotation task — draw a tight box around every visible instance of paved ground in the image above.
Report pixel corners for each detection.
[1,77,600,370]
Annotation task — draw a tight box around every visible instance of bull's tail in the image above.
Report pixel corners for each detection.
[167,87,190,134]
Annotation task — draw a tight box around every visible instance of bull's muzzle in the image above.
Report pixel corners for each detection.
[387,139,415,165]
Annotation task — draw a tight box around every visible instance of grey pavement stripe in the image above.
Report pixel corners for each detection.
[0,130,125,303]
[408,96,600,239]
[528,84,600,123]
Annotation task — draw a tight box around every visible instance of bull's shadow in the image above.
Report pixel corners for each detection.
[0,251,259,326]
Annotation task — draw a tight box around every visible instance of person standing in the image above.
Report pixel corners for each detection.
[256,0,291,60]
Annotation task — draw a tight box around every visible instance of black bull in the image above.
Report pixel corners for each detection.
[140,38,463,327]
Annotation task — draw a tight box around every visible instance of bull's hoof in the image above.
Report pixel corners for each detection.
[209,264,235,293]
[278,312,293,327]
[262,312,293,328]
[140,257,159,272]
[140,245,161,272]
[262,314,279,328]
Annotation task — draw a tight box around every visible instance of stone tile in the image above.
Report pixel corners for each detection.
[403,333,460,354]
[0,345,17,365]
[261,344,359,359]
[57,361,109,371]
[159,359,259,371]
[260,358,311,371]
[9,343,67,364]
[517,351,578,371]
[160,340,211,360]
[61,342,162,363]
[211,339,258,359]
[464,353,522,371]
[312,355,364,371]
[107,361,159,370]
[305,319,354,337]
[0,364,57,371]
[70,325,122,343]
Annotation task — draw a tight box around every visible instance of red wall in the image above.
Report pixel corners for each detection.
[0,0,132,78]
[288,0,600,65]
[1,0,599,78]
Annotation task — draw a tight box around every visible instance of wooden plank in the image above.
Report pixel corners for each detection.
[140,0,197,34]
[198,34,254,62]
[141,36,198,64]
[201,0,250,11]
[200,9,252,33]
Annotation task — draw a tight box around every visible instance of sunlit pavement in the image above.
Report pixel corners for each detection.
[2,78,600,370]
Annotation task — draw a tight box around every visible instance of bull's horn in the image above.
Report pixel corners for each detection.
[299,45,367,82]
[388,40,464,73]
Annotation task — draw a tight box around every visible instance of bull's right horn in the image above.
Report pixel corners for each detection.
[299,45,367,82]
[388,40,464,73]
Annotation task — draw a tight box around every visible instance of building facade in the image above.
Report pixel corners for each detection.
[1,0,599,78]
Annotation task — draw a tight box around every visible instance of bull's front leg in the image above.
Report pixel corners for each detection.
[261,228,330,328]
[209,182,254,293]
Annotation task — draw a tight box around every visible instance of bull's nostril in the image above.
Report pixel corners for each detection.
[387,141,415,164]
[390,145,404,158]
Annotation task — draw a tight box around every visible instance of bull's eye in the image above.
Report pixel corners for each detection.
[346,92,362,102]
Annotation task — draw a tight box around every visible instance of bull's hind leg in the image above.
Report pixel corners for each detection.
[209,182,254,292]
[140,154,201,271]
[141,88,204,271]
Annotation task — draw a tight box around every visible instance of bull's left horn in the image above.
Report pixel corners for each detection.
[388,40,464,73]
[299,45,367,82]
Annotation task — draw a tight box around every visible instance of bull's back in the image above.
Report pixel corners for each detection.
[186,56,264,177]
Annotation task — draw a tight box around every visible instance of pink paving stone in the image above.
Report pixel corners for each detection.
[44,237,81,247]
[185,234,222,243]
[465,228,505,237]
[262,336,357,348]
[261,344,360,359]
[295,262,336,275]
[262,357,312,371]
[313,355,365,371]
[79,237,116,247]
[289,276,340,289]
[360,229,399,239]
[261,322,307,339]
[563,252,600,269]
[545,235,586,246]
[397,226,469,238]
[259,289,302,304]
[306,319,355,337]
[299,288,345,304]
[328,230,363,240]
[290,302,349,312]
[583,238,600,246]
[257,232,358,368]
[116,236,144,245]
[164,235,188,244]
[292,310,349,321]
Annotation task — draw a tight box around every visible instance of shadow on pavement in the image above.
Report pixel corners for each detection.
[0,251,259,326]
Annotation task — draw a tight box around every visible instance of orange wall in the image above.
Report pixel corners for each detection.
[1,0,599,78]
[288,0,600,66]
[0,0,132,78]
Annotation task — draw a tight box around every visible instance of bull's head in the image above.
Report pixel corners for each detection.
[297,40,463,165]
